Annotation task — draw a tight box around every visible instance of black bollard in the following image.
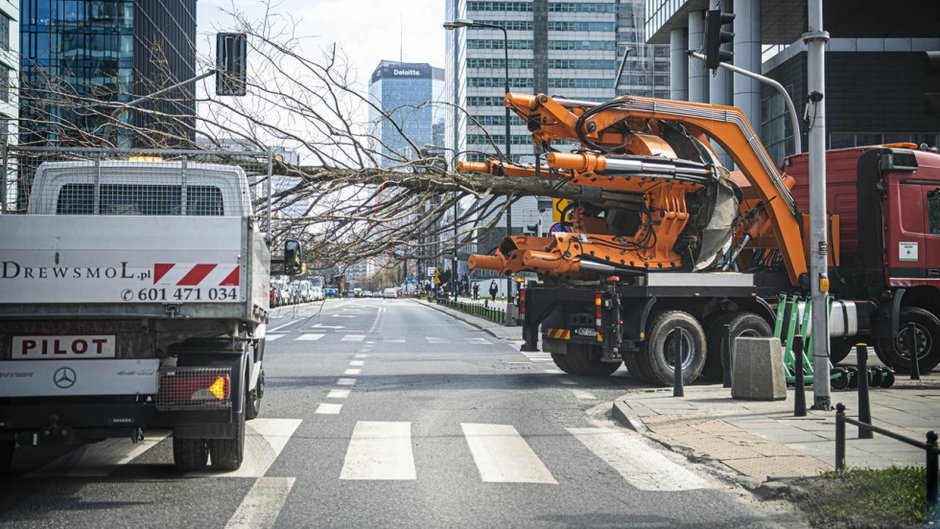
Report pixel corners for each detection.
[794,334,807,417]
[672,332,684,397]
[835,403,847,470]
[856,343,873,439]
[722,323,733,388]
[927,431,938,511]
[908,325,921,381]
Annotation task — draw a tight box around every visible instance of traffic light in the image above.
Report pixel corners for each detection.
[216,33,247,96]
[704,9,735,70]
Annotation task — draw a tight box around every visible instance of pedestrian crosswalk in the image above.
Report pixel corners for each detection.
[264,330,496,346]
[23,418,712,492]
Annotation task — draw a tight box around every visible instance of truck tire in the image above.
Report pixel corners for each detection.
[173,437,208,471]
[623,352,653,383]
[245,369,263,421]
[640,311,707,387]
[703,312,772,381]
[566,343,622,376]
[1,439,14,475]
[550,353,573,374]
[210,408,246,471]
[875,307,940,373]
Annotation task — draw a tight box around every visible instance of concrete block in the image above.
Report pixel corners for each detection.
[732,337,787,401]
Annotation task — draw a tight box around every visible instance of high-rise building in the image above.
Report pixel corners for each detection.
[368,60,445,168]
[645,0,940,164]
[19,0,197,148]
[0,0,18,211]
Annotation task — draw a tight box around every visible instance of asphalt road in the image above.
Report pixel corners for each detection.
[0,298,792,528]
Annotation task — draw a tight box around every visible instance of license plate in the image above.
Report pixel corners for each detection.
[11,335,117,360]
[574,328,597,337]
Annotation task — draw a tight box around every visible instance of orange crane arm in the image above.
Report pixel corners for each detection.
[504,93,807,286]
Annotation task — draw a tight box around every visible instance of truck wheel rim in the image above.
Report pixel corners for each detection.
[665,328,694,369]
[897,324,931,361]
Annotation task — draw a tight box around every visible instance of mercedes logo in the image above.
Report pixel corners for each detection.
[53,367,77,389]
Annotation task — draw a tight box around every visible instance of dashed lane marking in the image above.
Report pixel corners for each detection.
[315,403,343,415]
[344,369,362,375]
[225,477,296,529]
[297,334,325,341]
[340,335,365,342]
[337,378,357,386]
[349,360,365,366]
[327,389,351,399]
[265,334,284,342]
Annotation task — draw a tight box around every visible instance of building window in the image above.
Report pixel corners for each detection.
[547,40,615,51]
[467,39,533,50]
[0,66,9,103]
[0,14,9,51]
[468,20,534,31]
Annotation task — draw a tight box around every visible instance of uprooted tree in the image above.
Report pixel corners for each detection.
[11,12,575,278]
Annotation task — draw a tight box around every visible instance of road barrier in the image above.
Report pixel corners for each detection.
[436,298,506,325]
[835,403,939,510]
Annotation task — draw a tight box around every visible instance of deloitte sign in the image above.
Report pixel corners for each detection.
[372,62,432,83]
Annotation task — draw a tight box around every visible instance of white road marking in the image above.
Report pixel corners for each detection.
[466,337,491,345]
[337,378,357,386]
[197,418,303,478]
[559,379,579,386]
[571,390,597,400]
[461,423,557,484]
[309,324,344,330]
[341,335,365,342]
[315,403,343,415]
[568,427,710,491]
[225,477,295,529]
[327,389,351,399]
[333,314,357,318]
[354,354,369,359]
[349,360,365,366]
[425,336,447,344]
[385,337,406,343]
[340,421,416,480]
[543,368,564,374]
[265,334,284,342]
[343,368,361,375]
[27,430,171,478]
[297,333,325,341]
[268,320,300,333]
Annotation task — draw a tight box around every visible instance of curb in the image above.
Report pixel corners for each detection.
[611,398,648,433]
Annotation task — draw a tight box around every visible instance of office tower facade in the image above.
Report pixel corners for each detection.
[368,60,446,168]
[20,0,197,148]
[0,0,17,211]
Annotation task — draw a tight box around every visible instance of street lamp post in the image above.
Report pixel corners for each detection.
[444,17,513,303]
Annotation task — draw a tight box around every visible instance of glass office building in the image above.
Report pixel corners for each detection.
[20,0,196,147]
[369,60,446,168]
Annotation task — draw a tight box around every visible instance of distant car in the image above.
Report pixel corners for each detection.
[325,288,338,297]
[382,288,397,299]
[344,291,357,298]
[361,290,373,298]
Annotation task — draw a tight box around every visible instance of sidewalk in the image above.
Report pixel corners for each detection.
[613,370,940,483]
[416,297,522,341]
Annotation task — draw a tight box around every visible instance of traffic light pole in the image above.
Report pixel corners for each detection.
[689,51,801,155]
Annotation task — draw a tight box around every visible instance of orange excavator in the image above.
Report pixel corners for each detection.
[461,93,807,287]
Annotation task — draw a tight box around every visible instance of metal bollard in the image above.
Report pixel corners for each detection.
[909,326,921,381]
[722,323,733,388]
[927,431,938,511]
[857,343,873,439]
[672,332,684,397]
[794,335,807,417]
[835,403,847,470]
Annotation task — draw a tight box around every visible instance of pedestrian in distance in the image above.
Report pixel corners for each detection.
[489,280,498,302]
[472,283,480,300]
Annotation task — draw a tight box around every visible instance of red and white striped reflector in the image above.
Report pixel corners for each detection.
[153,263,240,286]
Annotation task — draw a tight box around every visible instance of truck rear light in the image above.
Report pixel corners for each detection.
[595,293,603,342]
[157,367,231,410]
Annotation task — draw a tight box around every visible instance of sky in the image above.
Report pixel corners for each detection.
[197,0,447,91]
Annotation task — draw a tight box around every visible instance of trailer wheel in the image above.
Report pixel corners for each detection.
[875,307,940,373]
[640,311,707,386]
[173,437,208,471]
[703,312,772,381]
[550,353,573,374]
[565,344,622,376]
[246,369,263,421]
[210,407,245,471]
[0,439,14,475]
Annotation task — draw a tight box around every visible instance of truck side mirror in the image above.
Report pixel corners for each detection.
[284,240,303,276]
